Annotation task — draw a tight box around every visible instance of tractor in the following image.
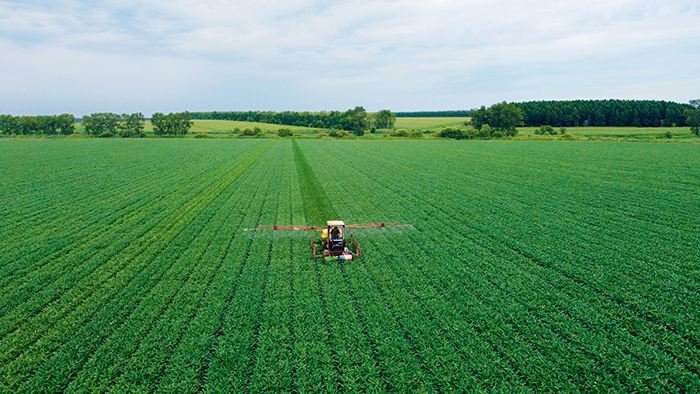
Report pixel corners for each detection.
[311,220,360,261]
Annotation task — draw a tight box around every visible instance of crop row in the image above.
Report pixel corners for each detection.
[301,139,700,391]
[0,141,274,392]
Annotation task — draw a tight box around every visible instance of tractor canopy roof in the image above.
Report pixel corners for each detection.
[327,220,345,227]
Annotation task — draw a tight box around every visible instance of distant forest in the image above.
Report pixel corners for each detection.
[395,110,471,117]
[513,100,691,128]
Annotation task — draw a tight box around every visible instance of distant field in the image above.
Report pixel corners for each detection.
[65,118,697,140]
[74,119,317,135]
[518,126,696,139]
[392,117,470,130]
[180,120,317,134]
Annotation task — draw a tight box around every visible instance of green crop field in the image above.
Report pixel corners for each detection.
[1,139,699,393]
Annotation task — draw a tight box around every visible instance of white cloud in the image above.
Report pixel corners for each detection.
[0,0,698,114]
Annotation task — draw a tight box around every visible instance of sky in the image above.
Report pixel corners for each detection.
[1,0,699,116]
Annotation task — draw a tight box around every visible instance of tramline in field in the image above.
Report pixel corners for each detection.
[245,220,412,261]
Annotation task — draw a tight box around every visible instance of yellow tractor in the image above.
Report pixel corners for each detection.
[245,220,411,262]
[312,221,360,261]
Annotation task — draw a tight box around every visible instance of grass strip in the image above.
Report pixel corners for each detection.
[292,139,336,226]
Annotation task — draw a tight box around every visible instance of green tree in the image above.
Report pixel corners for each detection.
[0,115,19,135]
[119,113,145,137]
[83,113,120,136]
[489,101,523,136]
[57,114,76,135]
[151,112,168,136]
[18,116,40,135]
[685,107,700,136]
[174,112,194,136]
[471,102,523,136]
[151,112,192,136]
[347,106,369,136]
[374,109,396,129]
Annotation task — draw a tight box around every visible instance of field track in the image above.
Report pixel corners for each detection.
[1,139,699,393]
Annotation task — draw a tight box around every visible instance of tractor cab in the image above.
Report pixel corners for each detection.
[322,220,345,252]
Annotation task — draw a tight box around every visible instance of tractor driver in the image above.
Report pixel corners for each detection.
[330,226,341,239]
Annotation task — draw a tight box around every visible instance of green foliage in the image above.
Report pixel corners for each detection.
[195,132,208,138]
[389,129,409,137]
[347,106,368,136]
[373,109,396,129]
[277,128,293,137]
[534,125,555,135]
[471,102,523,136]
[684,107,700,136]
[191,106,378,131]
[84,113,144,137]
[515,99,691,127]
[328,129,349,138]
[0,114,75,136]
[480,124,493,137]
[409,129,423,138]
[118,113,145,137]
[435,128,471,139]
[151,112,193,136]
[83,113,120,136]
[395,110,471,117]
[561,132,575,140]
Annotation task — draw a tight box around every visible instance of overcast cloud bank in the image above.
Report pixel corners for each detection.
[1,0,698,115]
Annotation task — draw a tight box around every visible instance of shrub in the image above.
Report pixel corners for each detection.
[559,127,567,135]
[436,128,472,139]
[479,124,493,138]
[335,130,349,138]
[195,132,208,138]
[98,131,114,138]
[561,132,575,140]
[492,130,504,138]
[408,129,423,138]
[277,128,293,137]
[317,132,329,138]
[535,125,555,135]
[119,129,137,138]
[389,129,409,137]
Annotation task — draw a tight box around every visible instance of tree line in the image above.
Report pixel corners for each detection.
[0,114,75,135]
[513,100,692,128]
[83,113,146,137]
[82,112,193,137]
[395,110,470,117]
[190,107,395,132]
